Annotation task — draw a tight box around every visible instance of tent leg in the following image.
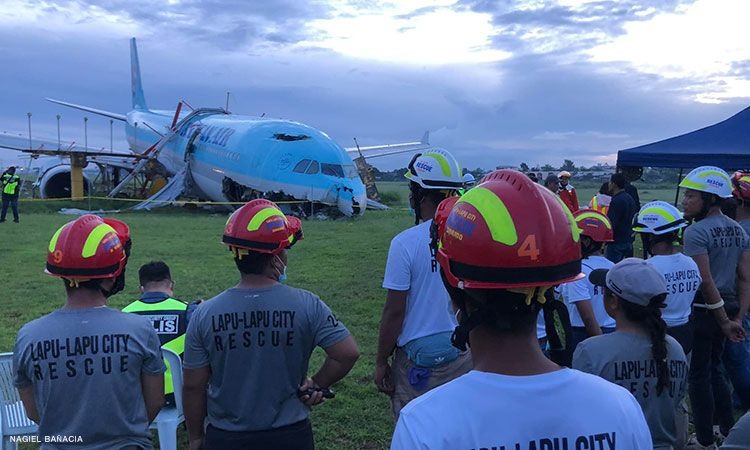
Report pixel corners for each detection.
[673,168,683,206]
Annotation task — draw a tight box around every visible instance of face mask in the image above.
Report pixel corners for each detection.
[274,255,288,283]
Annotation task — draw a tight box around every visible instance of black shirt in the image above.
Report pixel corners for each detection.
[607,191,638,244]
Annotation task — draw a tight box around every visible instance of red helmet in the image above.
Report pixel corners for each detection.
[437,169,582,289]
[46,214,126,279]
[731,171,750,201]
[573,209,614,242]
[222,199,303,254]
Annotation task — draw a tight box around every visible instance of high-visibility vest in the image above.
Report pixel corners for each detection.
[2,174,20,196]
[123,295,189,396]
[590,194,610,215]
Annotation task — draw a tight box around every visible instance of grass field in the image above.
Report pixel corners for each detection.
[2,206,413,449]
[1,179,677,448]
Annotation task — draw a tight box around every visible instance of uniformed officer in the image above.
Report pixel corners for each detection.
[123,261,199,406]
[183,199,359,450]
[13,214,165,449]
[1,166,21,223]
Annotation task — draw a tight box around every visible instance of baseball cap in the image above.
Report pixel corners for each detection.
[589,258,667,306]
[558,171,571,178]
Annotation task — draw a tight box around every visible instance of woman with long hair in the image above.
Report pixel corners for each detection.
[573,258,688,450]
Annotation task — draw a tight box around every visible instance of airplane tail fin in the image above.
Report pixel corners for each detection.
[130,38,149,111]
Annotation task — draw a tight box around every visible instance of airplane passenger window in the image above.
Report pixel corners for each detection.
[306,161,320,174]
[321,163,345,178]
[293,159,311,173]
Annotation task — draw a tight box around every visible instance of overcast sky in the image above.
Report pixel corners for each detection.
[1,0,749,171]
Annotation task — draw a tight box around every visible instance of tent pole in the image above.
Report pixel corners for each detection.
[673,168,683,206]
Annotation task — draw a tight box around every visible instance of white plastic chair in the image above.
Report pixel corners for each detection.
[150,348,184,450]
[0,352,39,450]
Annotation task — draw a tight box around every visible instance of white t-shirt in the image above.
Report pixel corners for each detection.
[647,253,702,327]
[560,255,616,328]
[392,369,653,450]
[383,220,457,346]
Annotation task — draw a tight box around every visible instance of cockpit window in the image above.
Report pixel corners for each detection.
[274,133,310,141]
[293,159,311,173]
[343,165,359,179]
[305,161,320,174]
[321,163,345,178]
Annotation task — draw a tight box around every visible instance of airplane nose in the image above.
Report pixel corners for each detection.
[353,193,367,216]
[337,192,354,216]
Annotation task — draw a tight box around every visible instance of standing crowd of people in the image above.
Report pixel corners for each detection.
[8,150,750,449]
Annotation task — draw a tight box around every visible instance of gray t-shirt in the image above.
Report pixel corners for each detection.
[683,214,749,302]
[721,410,750,450]
[13,307,166,450]
[573,331,687,450]
[740,219,750,241]
[183,284,350,432]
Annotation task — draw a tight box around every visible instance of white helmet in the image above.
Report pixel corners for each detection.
[632,201,687,235]
[462,172,476,187]
[405,149,464,190]
[679,166,733,198]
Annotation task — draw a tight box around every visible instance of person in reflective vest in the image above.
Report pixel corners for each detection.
[1,166,21,223]
[588,182,611,216]
[123,261,200,405]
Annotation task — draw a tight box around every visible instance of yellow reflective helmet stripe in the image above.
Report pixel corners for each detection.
[556,196,582,242]
[679,178,705,190]
[639,206,678,223]
[49,225,65,253]
[247,207,285,232]
[457,187,518,245]
[82,223,117,258]
[424,152,454,177]
[696,170,730,181]
[575,211,612,229]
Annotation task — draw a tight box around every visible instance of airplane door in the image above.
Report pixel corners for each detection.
[184,129,201,162]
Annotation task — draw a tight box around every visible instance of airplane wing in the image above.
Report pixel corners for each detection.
[345,131,432,159]
[0,133,143,170]
[46,98,127,122]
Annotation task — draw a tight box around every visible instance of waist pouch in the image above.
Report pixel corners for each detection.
[403,332,459,368]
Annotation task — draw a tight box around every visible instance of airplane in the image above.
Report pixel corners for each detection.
[0,132,142,198]
[41,38,432,216]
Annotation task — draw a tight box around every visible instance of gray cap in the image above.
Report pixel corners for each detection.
[589,258,667,306]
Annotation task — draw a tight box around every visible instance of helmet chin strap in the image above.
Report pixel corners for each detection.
[410,183,424,225]
[451,308,482,351]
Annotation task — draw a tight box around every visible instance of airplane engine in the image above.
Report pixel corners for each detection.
[36,164,92,199]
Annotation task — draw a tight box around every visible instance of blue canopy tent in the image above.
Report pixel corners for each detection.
[617,105,750,169]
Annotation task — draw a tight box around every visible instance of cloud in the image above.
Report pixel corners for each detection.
[533,131,631,141]
[0,0,748,173]
[457,0,696,57]
[23,0,332,49]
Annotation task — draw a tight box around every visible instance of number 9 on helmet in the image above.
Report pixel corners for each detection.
[45,214,127,280]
